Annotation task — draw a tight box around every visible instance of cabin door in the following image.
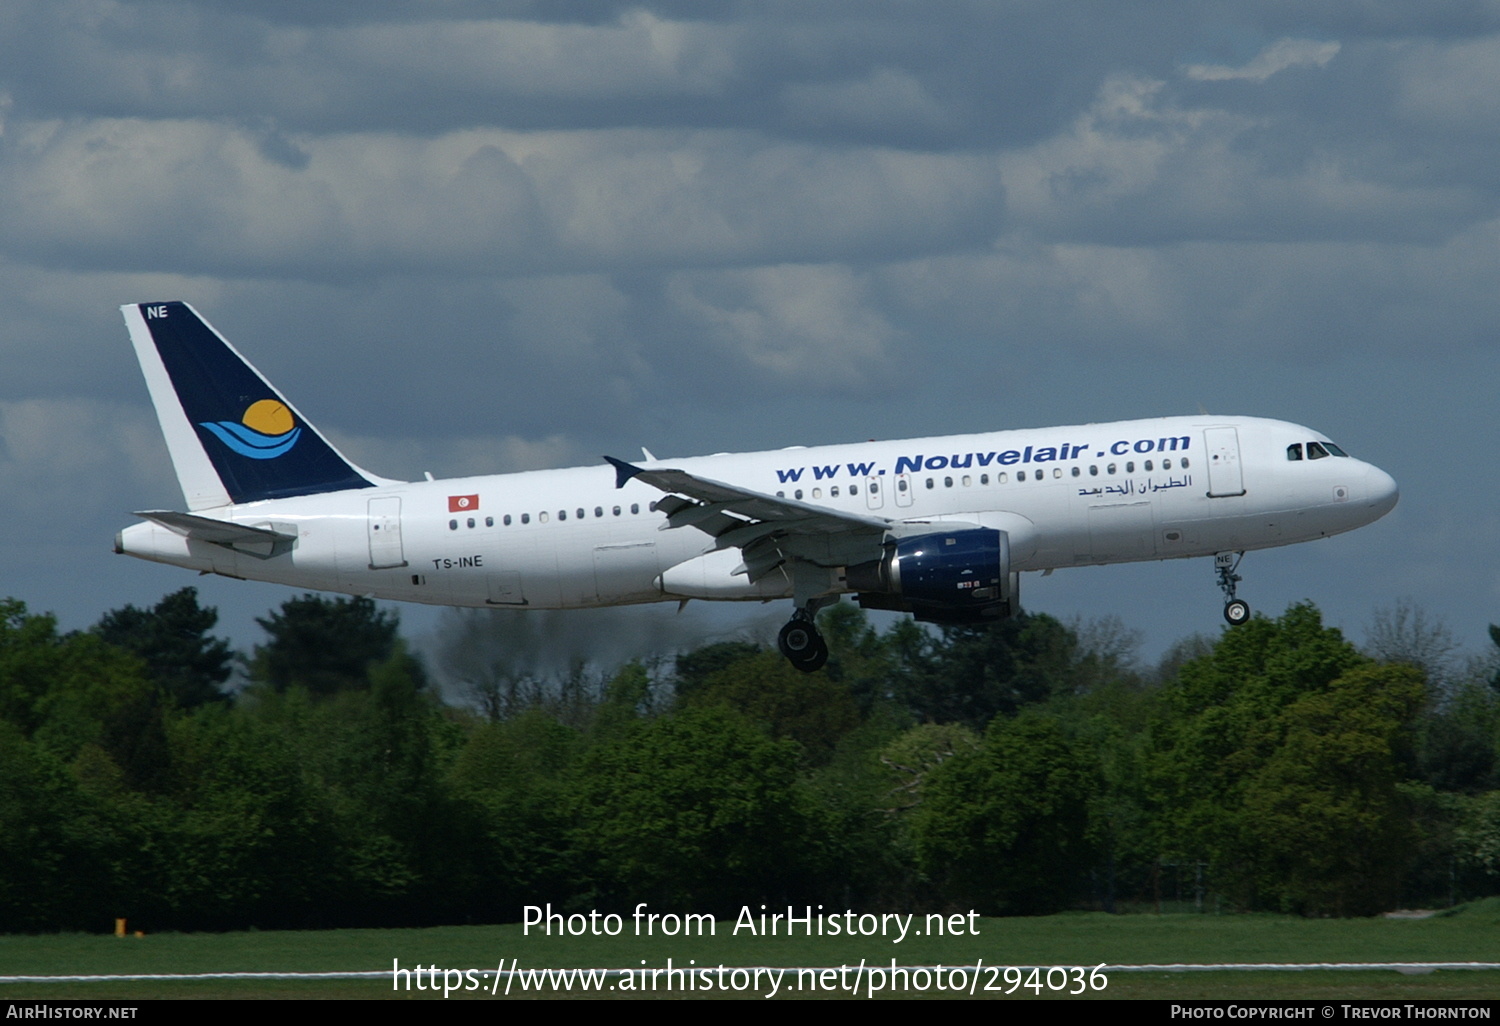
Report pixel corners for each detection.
[1204,427,1246,498]
[367,497,407,569]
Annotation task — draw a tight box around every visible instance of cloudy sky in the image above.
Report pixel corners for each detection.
[3,1,1497,672]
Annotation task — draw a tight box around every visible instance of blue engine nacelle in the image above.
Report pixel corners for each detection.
[844,528,1017,624]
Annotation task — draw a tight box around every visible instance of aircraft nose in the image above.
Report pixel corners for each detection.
[1364,464,1399,517]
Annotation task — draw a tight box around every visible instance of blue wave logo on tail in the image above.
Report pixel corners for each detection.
[199,400,302,460]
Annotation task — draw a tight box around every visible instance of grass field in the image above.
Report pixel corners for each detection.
[3,900,1498,1000]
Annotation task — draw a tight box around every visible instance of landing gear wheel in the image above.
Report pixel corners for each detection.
[778,618,829,673]
[1213,552,1248,627]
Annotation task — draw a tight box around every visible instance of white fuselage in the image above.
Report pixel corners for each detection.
[116,415,1398,611]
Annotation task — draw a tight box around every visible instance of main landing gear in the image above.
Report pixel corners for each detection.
[1215,552,1250,626]
[778,608,829,673]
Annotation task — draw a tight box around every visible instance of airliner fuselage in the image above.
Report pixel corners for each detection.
[113,303,1398,670]
[118,417,1396,610]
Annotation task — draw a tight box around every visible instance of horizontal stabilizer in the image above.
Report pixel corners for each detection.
[134,510,296,560]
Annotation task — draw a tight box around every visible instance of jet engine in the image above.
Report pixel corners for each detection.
[844,528,1018,625]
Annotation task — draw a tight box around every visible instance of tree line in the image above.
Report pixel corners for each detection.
[1,587,1497,933]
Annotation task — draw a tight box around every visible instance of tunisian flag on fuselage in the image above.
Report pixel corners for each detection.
[448,494,479,512]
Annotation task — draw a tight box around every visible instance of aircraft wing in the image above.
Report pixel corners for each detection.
[133,510,296,559]
[606,456,941,582]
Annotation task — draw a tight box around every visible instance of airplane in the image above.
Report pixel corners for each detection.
[114,302,1400,672]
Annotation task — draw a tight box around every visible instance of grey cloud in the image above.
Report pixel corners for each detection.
[998,72,1492,246]
[663,264,903,392]
[0,119,1004,279]
[0,398,176,531]
[1183,38,1341,82]
[329,11,738,101]
[1395,35,1500,132]
[781,67,958,137]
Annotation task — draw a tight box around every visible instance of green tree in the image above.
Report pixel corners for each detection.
[1488,625,1500,694]
[681,650,859,764]
[1145,604,1426,914]
[1413,680,1499,794]
[673,641,764,701]
[910,713,1097,914]
[0,599,168,788]
[94,588,233,708]
[0,722,136,931]
[572,706,824,913]
[237,642,470,926]
[448,709,583,917]
[137,704,337,930]
[1239,663,1424,915]
[247,595,400,695]
[1455,790,1500,894]
[892,612,1092,728]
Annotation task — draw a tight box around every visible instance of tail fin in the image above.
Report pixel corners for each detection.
[122,302,388,509]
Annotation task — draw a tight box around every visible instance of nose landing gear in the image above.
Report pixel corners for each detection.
[1215,552,1250,625]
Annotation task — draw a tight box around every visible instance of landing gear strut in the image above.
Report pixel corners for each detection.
[1215,552,1250,626]
[778,609,829,673]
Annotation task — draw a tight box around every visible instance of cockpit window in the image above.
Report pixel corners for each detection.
[1287,443,1303,461]
[1307,441,1330,460]
[1324,442,1349,457]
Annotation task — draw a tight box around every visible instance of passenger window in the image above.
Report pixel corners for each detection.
[521,513,530,525]
[485,516,494,527]
[612,506,620,516]
[577,508,585,519]
[1017,470,1027,481]
[1181,458,1190,469]
[558,510,567,521]
[812,488,822,499]
[539,512,549,523]
[1053,468,1062,479]
[925,478,934,489]
[595,507,603,518]
[1162,458,1172,470]
[795,489,804,500]
[467,518,475,528]
[898,479,907,492]
[944,476,953,488]
[448,519,457,531]
[1144,460,1153,472]
[998,472,1009,484]
[649,501,658,512]
[1107,464,1116,475]
[962,475,972,487]
[777,491,785,497]
[1071,467,1080,477]
[631,503,639,514]
[980,474,989,485]
[503,515,512,526]
[831,486,839,497]
[1287,444,1304,461]
[1126,461,1135,473]
[1307,442,1330,460]
[1090,465,1098,476]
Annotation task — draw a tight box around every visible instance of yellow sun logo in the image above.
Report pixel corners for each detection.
[241,399,294,436]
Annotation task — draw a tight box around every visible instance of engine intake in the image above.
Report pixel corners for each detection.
[845,528,1017,624]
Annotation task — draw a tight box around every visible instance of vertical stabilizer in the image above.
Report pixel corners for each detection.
[122,302,387,508]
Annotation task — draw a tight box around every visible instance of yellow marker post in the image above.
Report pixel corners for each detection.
[114,918,126,938]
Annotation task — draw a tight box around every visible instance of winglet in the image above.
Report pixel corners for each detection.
[604,456,643,490]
